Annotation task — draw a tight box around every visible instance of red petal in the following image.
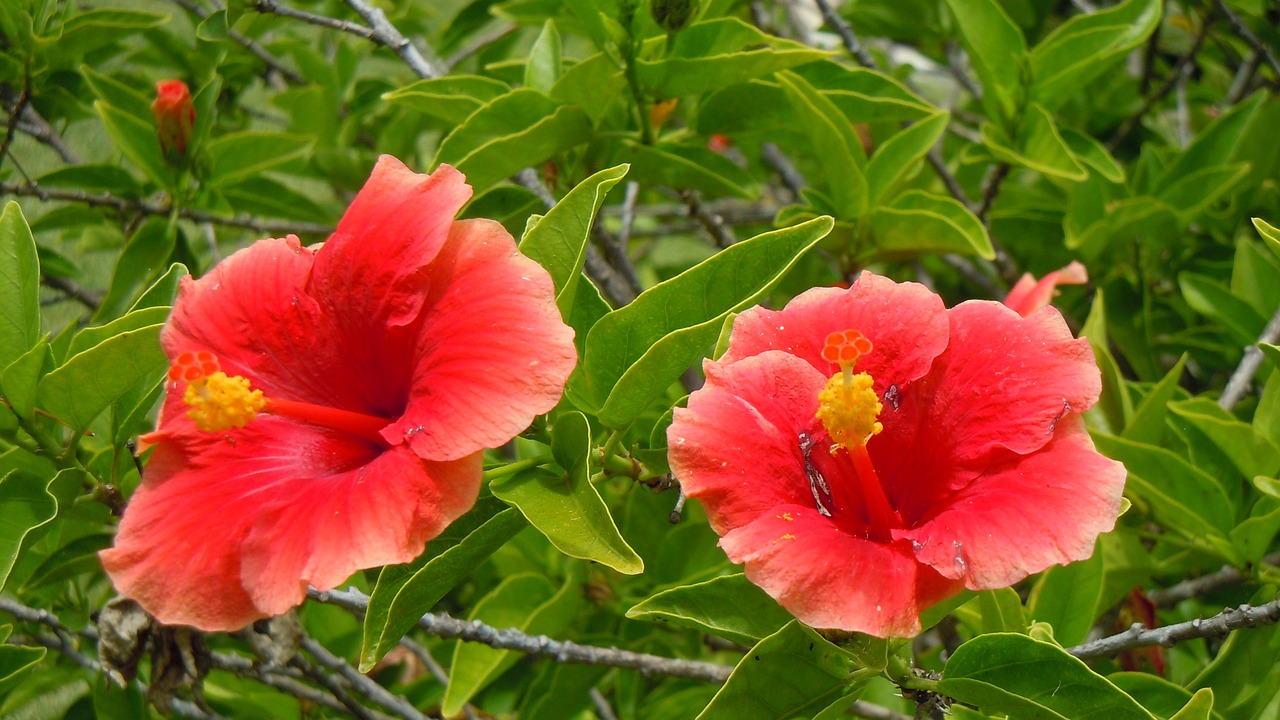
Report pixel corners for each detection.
[720,504,964,637]
[102,417,481,630]
[722,272,948,387]
[383,219,576,461]
[896,416,1125,587]
[1004,261,1088,317]
[668,352,828,535]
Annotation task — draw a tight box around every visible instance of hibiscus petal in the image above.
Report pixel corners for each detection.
[669,352,829,535]
[918,299,1101,467]
[1004,261,1088,317]
[896,416,1125,588]
[385,218,577,461]
[240,446,482,616]
[720,504,964,637]
[721,272,949,387]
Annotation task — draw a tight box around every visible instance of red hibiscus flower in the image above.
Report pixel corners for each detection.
[668,272,1124,637]
[1004,261,1088,317]
[100,156,577,631]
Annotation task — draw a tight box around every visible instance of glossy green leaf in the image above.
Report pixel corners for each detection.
[129,263,188,313]
[491,413,642,573]
[524,20,562,94]
[1170,397,1277,479]
[359,497,528,671]
[1179,272,1266,347]
[618,141,753,199]
[777,71,867,218]
[581,217,832,428]
[0,641,45,683]
[519,164,628,314]
[37,323,166,431]
[80,65,153,121]
[871,190,994,259]
[1121,354,1187,446]
[943,0,1027,123]
[0,472,57,593]
[1255,218,1280,261]
[1109,673,1218,720]
[940,633,1157,720]
[1061,128,1125,183]
[1028,0,1161,109]
[1,339,51,423]
[435,88,593,191]
[637,18,829,98]
[0,203,40,370]
[626,574,794,645]
[1027,542,1104,646]
[1157,163,1251,221]
[1230,496,1280,562]
[697,621,858,720]
[1093,434,1237,556]
[382,75,511,124]
[983,104,1086,180]
[865,112,949,206]
[975,588,1028,634]
[67,307,170,359]
[94,100,172,189]
[206,132,313,188]
[1169,688,1215,720]
[94,219,177,322]
[1081,291,1132,433]
[1156,93,1266,193]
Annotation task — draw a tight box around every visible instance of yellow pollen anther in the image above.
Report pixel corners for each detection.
[816,328,882,450]
[183,372,266,432]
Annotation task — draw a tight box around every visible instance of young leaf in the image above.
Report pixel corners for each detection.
[865,111,949,206]
[205,132,314,188]
[0,202,40,370]
[490,413,643,574]
[382,76,511,124]
[940,633,1158,720]
[943,0,1027,124]
[870,190,994,259]
[581,217,833,428]
[524,20,562,94]
[626,574,794,645]
[1028,0,1162,110]
[0,472,58,593]
[1026,543,1104,646]
[697,621,858,720]
[37,323,167,431]
[777,71,868,219]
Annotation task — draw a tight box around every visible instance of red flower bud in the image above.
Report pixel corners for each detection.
[152,80,195,164]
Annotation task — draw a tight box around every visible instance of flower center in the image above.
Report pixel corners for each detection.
[169,351,392,446]
[812,330,899,541]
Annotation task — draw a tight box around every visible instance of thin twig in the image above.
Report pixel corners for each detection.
[812,0,878,69]
[1148,552,1280,607]
[399,638,481,720]
[1220,305,1280,410]
[309,587,733,683]
[590,688,620,720]
[1213,0,1280,81]
[1069,597,1280,659]
[41,275,104,310]
[291,654,389,720]
[0,181,333,235]
[762,142,806,200]
[609,181,644,294]
[679,189,736,247]
[301,637,428,720]
[444,23,518,71]
[344,0,446,78]
[11,104,81,164]
[0,79,31,171]
[253,0,378,42]
[168,0,306,86]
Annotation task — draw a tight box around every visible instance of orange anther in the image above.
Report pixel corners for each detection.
[169,350,222,383]
[821,329,872,367]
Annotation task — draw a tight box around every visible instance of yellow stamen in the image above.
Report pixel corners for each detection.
[816,329,882,450]
[184,372,265,431]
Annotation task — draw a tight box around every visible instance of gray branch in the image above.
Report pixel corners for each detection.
[1068,597,1280,659]
[1219,305,1280,410]
[1148,552,1280,606]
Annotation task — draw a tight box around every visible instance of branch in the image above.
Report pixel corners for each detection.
[1213,0,1280,81]
[1219,303,1280,410]
[309,587,732,683]
[41,275,104,310]
[812,0,878,69]
[343,0,446,79]
[0,181,333,236]
[301,637,428,720]
[1068,596,1280,659]
[168,0,306,86]
[252,0,379,42]
[1148,552,1280,607]
[679,189,737,247]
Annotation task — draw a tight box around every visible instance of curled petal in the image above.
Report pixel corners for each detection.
[1004,261,1088,317]
[896,416,1125,588]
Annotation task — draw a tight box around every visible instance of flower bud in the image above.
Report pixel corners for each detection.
[152,80,195,165]
[650,0,698,32]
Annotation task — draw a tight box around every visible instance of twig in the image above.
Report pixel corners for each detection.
[943,42,983,100]
[1068,597,1280,659]
[0,79,31,171]
[590,688,620,720]
[0,181,333,236]
[41,275,104,310]
[301,637,428,720]
[309,587,733,683]
[1213,0,1280,81]
[252,0,378,42]
[444,23,518,71]
[209,652,353,714]
[669,487,687,524]
[679,189,737,247]
[609,181,644,295]
[812,0,878,69]
[398,638,481,720]
[168,0,306,86]
[762,142,806,200]
[343,0,445,78]
[1148,552,1280,607]
[290,654,388,720]
[11,103,81,164]
[1219,305,1280,410]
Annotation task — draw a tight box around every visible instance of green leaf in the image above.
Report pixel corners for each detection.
[1170,397,1277,479]
[196,9,228,41]
[1230,495,1280,563]
[1121,354,1187,446]
[206,131,313,188]
[865,112,949,206]
[52,9,169,61]
[974,587,1028,634]
[636,18,829,98]
[1156,92,1266,193]
[1093,434,1237,556]
[1,339,51,423]
[1156,163,1251,221]
[777,71,867,218]
[1169,688,1215,720]
[490,413,643,574]
[36,164,145,197]
[870,190,994,259]
[1081,290,1132,434]
[0,203,40,370]
[1026,542,1104,646]
[94,100,172,189]
[382,76,511,125]
[982,104,1086,180]
[359,497,528,671]
[697,622,858,720]
[37,323,167,431]
[618,141,753,199]
[435,88,593,191]
[1060,128,1125,183]
[518,163,628,315]
[443,572,569,714]
[95,219,177,321]
[0,472,57,593]
[581,217,833,428]
[940,633,1158,720]
[67,307,171,359]
[524,20,562,94]
[1179,272,1266,347]
[1255,218,1280,262]
[0,642,45,683]
[1028,0,1161,110]
[129,263,188,312]
[1109,672,1216,720]
[626,574,794,645]
[80,66,154,122]
[943,0,1027,124]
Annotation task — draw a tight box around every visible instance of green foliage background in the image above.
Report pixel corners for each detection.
[1,0,1279,717]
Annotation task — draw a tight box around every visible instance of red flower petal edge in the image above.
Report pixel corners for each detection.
[669,272,1125,637]
[1004,260,1088,317]
[101,156,576,631]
